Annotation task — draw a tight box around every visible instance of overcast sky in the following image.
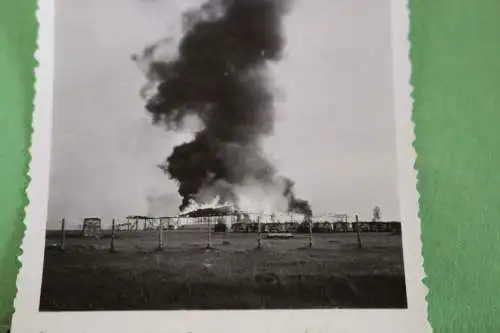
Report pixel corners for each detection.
[47,0,399,228]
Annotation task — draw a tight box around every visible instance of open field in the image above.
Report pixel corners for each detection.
[40,231,407,310]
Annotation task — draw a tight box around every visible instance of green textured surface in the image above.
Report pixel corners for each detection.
[0,0,36,328]
[1,0,500,332]
[411,1,500,332]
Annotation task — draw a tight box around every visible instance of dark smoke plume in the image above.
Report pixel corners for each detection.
[138,0,311,216]
[282,178,312,217]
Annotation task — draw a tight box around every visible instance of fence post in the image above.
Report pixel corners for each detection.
[60,218,66,250]
[158,218,163,250]
[207,216,213,249]
[110,218,116,252]
[308,218,313,248]
[257,215,262,249]
[165,218,169,246]
[355,215,362,248]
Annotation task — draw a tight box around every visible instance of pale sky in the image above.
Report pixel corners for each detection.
[47,0,400,228]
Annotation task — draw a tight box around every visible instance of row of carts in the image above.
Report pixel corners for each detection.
[230,221,402,234]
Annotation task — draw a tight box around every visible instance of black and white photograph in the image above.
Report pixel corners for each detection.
[12,0,429,332]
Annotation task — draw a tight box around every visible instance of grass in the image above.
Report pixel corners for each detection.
[40,231,407,310]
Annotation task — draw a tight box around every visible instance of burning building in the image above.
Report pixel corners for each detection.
[173,203,307,231]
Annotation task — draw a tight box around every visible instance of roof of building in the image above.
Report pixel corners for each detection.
[178,206,238,218]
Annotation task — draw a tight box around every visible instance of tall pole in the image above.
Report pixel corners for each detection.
[257,215,262,249]
[308,217,313,248]
[207,216,212,249]
[165,218,169,245]
[110,218,116,252]
[158,218,164,250]
[60,218,66,250]
[355,214,362,248]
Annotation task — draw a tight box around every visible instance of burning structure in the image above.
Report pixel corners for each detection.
[176,204,306,229]
[134,0,313,219]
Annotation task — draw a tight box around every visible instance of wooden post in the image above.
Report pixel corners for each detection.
[207,216,212,249]
[355,215,362,248]
[165,218,169,245]
[60,218,66,250]
[158,218,164,250]
[110,218,116,252]
[257,215,262,249]
[308,218,313,248]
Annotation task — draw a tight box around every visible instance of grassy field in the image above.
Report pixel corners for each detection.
[40,231,407,310]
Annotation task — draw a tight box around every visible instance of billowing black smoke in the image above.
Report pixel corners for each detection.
[282,178,312,217]
[138,0,311,216]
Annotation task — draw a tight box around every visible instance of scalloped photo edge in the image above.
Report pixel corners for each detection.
[10,0,430,332]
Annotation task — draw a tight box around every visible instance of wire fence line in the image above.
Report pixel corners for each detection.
[49,215,401,252]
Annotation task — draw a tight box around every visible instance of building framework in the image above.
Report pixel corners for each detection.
[117,208,402,234]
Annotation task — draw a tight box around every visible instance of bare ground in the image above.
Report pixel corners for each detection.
[40,231,407,310]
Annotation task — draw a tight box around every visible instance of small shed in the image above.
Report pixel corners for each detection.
[126,215,157,231]
[82,217,102,238]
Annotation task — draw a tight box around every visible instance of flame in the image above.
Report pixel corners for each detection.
[179,188,306,223]
[180,195,231,215]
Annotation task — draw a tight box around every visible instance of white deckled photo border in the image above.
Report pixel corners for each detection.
[11,0,431,332]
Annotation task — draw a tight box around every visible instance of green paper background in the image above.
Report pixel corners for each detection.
[1,0,500,332]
